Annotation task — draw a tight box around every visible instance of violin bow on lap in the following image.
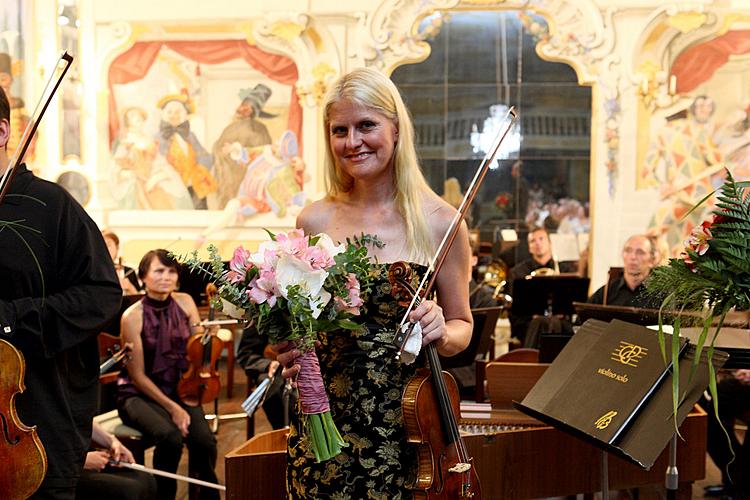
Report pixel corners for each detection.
[392,107,517,499]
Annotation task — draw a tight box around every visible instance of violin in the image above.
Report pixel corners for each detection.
[0,340,48,499]
[0,52,74,499]
[391,107,517,499]
[99,343,133,375]
[389,263,480,499]
[177,283,223,406]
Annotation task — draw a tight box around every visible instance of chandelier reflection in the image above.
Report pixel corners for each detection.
[470,104,521,169]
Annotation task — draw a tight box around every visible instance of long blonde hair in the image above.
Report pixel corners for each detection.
[322,67,433,263]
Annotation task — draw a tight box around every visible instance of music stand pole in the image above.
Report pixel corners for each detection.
[665,433,678,500]
[601,450,609,499]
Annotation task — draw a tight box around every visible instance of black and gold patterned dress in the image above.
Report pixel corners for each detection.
[287,262,425,499]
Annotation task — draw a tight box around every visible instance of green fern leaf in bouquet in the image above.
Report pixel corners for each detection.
[646,169,750,436]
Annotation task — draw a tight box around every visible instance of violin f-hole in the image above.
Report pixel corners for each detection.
[1,413,20,445]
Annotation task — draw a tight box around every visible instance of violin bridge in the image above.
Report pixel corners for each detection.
[448,462,472,473]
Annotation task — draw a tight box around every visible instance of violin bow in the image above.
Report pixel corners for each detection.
[0,52,74,202]
[108,460,226,491]
[394,106,518,356]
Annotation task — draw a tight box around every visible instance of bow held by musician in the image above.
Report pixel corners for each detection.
[0,74,123,498]
[273,66,474,498]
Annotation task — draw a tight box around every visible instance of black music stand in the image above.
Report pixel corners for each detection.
[512,276,590,318]
[574,302,662,327]
[515,319,728,497]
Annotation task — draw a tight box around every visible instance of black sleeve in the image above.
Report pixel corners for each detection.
[236,325,271,382]
[0,200,121,358]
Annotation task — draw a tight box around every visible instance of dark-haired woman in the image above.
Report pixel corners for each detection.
[116,249,219,500]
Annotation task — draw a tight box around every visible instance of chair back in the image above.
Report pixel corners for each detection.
[485,361,548,409]
[603,266,624,305]
[440,306,502,369]
[494,347,539,363]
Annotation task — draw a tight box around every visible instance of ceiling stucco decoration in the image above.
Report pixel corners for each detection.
[360,0,460,73]
[360,0,621,195]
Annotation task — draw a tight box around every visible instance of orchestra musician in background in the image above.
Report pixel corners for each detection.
[509,226,574,281]
[586,234,657,308]
[508,226,574,345]
[74,421,156,500]
[0,88,123,498]
[102,229,142,295]
[116,249,219,500]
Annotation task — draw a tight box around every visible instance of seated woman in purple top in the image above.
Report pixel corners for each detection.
[116,249,219,500]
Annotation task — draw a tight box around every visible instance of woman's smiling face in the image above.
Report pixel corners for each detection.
[327,98,398,183]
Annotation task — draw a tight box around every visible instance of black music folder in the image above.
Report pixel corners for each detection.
[514,319,728,469]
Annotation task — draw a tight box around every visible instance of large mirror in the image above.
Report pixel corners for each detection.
[391,10,591,269]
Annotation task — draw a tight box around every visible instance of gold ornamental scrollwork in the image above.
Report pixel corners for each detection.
[296,62,337,106]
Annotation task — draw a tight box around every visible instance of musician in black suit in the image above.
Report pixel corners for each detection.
[587,234,657,308]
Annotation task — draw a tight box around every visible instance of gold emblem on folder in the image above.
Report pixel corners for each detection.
[611,341,647,367]
[595,410,618,429]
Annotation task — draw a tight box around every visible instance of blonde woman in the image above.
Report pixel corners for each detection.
[276,67,472,498]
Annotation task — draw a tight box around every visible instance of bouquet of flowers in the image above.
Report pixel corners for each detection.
[646,169,750,422]
[181,230,380,462]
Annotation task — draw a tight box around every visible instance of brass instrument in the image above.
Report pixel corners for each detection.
[527,254,560,278]
[473,259,512,309]
[484,259,508,299]
[528,267,556,277]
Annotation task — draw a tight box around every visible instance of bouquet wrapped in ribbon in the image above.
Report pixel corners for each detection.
[181,230,378,462]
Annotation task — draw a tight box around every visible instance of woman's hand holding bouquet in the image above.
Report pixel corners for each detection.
[181,230,379,462]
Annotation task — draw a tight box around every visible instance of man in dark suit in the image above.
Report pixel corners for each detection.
[587,234,657,308]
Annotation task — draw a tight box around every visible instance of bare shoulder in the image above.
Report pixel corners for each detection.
[422,191,459,236]
[121,301,143,330]
[296,196,337,234]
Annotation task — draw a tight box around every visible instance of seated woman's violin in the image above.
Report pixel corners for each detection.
[177,284,223,406]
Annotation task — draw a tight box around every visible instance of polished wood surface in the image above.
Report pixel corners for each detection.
[225,429,287,500]
[462,407,706,500]
[224,408,706,500]
[485,361,548,409]
[0,339,47,500]
[175,359,720,499]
